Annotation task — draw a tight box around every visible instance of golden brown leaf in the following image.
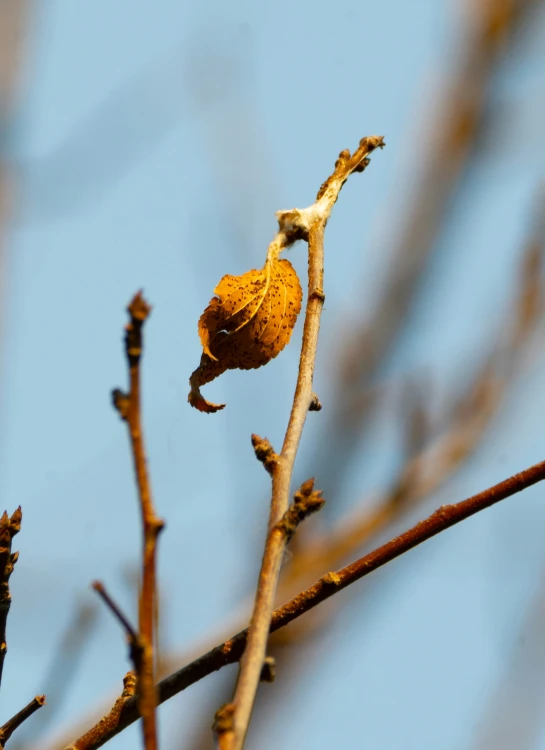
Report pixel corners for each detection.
[188,252,303,413]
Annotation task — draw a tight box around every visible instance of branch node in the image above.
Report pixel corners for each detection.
[275,478,325,542]
[111,388,130,420]
[309,393,322,412]
[310,287,325,303]
[260,656,276,683]
[322,571,342,588]
[274,209,310,241]
[151,518,166,537]
[251,434,279,476]
[213,703,236,734]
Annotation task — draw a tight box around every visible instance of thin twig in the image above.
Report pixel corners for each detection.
[92,582,138,644]
[64,454,545,749]
[216,136,385,750]
[0,507,22,689]
[91,581,143,680]
[112,292,164,750]
[0,696,45,748]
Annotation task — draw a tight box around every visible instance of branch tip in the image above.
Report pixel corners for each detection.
[111,388,130,420]
[251,434,279,476]
[91,580,139,645]
[124,291,152,365]
[0,695,46,745]
[127,290,152,323]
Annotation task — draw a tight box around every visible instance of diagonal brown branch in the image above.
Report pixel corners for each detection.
[63,431,545,749]
[0,696,45,748]
[112,292,164,750]
[215,136,385,750]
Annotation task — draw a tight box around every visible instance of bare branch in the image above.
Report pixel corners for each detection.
[112,292,164,750]
[0,507,22,688]
[216,135,384,750]
[0,696,45,748]
[91,582,142,678]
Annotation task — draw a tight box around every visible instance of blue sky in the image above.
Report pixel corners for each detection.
[2,1,545,748]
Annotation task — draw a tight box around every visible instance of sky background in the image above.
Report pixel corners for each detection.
[2,1,545,748]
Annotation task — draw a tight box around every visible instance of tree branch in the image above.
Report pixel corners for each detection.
[216,135,384,750]
[0,696,45,748]
[65,455,545,748]
[0,507,22,689]
[112,292,164,750]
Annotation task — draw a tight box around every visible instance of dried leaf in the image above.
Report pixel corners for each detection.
[189,252,303,412]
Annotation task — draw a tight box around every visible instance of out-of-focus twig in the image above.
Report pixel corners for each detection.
[0,507,22,688]
[0,0,29,412]
[0,696,45,749]
[92,582,139,650]
[216,136,384,750]
[112,292,164,750]
[312,0,542,501]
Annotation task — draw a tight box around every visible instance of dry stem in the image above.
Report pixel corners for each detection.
[65,454,545,748]
[0,507,22,689]
[215,136,385,749]
[112,292,164,750]
[0,696,45,748]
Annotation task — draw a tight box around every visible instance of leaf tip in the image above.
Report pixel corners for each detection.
[188,377,226,414]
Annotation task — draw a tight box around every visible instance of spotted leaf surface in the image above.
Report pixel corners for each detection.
[189,255,302,413]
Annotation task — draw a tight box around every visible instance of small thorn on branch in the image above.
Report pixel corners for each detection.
[276,478,325,542]
[251,434,279,476]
